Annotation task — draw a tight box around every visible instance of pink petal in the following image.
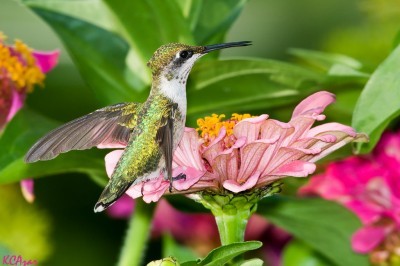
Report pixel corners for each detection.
[32,50,60,73]
[20,179,34,203]
[220,137,246,155]
[284,116,320,146]
[257,120,295,171]
[262,147,318,176]
[6,90,25,122]
[126,183,144,199]
[352,226,388,253]
[306,123,356,138]
[213,148,240,182]
[142,178,169,203]
[203,127,226,165]
[260,119,294,140]
[237,141,272,183]
[173,128,205,171]
[172,166,204,190]
[270,160,316,177]
[223,172,260,193]
[308,132,367,163]
[291,91,335,119]
[104,150,124,177]
[233,114,269,142]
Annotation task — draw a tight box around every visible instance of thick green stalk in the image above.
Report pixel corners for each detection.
[214,207,252,245]
[117,199,156,266]
[197,184,282,246]
[198,193,258,246]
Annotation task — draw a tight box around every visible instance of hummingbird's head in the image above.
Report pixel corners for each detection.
[147,41,251,82]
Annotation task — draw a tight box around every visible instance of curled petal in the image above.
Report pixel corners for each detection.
[32,50,60,73]
[234,114,269,142]
[223,172,260,193]
[291,91,335,119]
[126,183,144,199]
[104,150,124,177]
[309,132,368,163]
[172,166,204,190]
[269,160,316,177]
[221,137,246,155]
[352,226,388,253]
[142,180,169,203]
[307,122,356,138]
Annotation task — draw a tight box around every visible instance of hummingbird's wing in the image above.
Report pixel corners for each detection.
[25,102,142,163]
[156,103,178,183]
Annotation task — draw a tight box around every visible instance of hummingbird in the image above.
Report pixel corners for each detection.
[24,41,251,212]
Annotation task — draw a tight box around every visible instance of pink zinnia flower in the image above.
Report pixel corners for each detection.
[300,131,400,264]
[105,91,367,202]
[0,32,59,202]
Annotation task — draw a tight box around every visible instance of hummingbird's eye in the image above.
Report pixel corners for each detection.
[179,50,192,59]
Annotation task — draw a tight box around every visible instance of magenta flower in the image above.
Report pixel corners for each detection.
[0,32,59,202]
[104,91,367,202]
[300,131,400,264]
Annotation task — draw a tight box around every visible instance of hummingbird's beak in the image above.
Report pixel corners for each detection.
[202,41,252,54]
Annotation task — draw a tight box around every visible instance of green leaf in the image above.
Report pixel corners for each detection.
[27,7,147,105]
[239,258,264,266]
[162,234,198,263]
[258,196,368,266]
[282,239,334,266]
[289,48,364,71]
[181,241,262,266]
[186,0,248,44]
[0,108,107,185]
[352,44,400,153]
[23,0,116,33]
[186,58,323,124]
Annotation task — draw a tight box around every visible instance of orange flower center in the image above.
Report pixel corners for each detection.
[0,33,45,94]
[196,113,252,146]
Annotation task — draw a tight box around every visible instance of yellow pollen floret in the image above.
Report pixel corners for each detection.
[196,113,253,146]
[0,34,45,93]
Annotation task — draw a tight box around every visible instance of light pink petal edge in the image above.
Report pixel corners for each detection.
[223,172,260,193]
[104,150,124,177]
[292,91,335,119]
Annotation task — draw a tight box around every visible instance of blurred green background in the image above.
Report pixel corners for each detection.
[1,0,398,265]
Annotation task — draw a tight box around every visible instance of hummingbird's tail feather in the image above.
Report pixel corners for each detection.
[94,178,132,213]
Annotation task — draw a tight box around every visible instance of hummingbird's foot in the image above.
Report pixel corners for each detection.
[172,173,186,181]
[169,173,186,192]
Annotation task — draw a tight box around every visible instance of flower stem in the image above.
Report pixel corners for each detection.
[214,207,253,245]
[198,193,258,246]
[117,199,156,266]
